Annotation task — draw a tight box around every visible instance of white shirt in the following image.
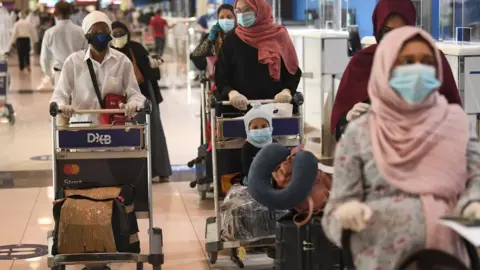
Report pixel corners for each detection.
[11,19,37,46]
[40,20,87,77]
[50,48,146,124]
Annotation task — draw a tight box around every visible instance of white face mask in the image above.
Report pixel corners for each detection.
[112,35,128,49]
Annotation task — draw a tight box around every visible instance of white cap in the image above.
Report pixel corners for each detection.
[244,103,273,131]
[82,10,112,34]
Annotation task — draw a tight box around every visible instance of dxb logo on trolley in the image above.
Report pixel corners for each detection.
[87,132,112,145]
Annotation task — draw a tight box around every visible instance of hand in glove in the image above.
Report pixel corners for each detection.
[463,202,480,219]
[228,90,249,111]
[208,24,222,41]
[59,105,76,118]
[119,102,141,117]
[274,89,292,103]
[333,200,373,232]
[346,102,370,121]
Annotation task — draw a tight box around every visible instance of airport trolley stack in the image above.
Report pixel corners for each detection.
[204,94,305,268]
[0,54,14,124]
[47,102,164,270]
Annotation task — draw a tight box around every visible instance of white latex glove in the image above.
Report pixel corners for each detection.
[346,102,370,121]
[228,90,249,111]
[119,102,141,117]
[463,202,480,219]
[333,200,373,232]
[274,89,292,103]
[59,105,76,118]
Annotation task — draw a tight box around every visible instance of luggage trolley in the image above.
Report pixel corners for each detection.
[188,56,217,200]
[205,93,305,268]
[0,55,14,124]
[47,102,164,270]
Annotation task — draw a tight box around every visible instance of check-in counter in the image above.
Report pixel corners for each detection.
[288,28,350,158]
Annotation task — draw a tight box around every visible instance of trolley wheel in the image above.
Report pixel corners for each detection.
[51,266,65,270]
[136,263,143,270]
[6,104,14,125]
[208,252,218,264]
[199,190,207,200]
[152,265,161,270]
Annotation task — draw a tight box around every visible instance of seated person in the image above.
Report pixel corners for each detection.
[241,103,274,185]
[215,0,301,115]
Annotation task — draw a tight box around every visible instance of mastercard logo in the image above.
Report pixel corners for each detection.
[64,164,80,175]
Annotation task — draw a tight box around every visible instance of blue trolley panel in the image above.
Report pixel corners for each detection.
[58,128,143,148]
[222,117,300,138]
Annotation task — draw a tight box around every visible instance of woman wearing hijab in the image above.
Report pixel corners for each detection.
[215,0,301,111]
[190,4,236,71]
[321,26,480,269]
[111,21,172,182]
[331,0,462,141]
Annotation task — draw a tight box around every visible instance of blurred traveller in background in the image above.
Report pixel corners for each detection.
[10,11,37,73]
[190,4,236,71]
[215,0,301,111]
[330,0,462,141]
[50,11,145,125]
[41,1,87,85]
[197,3,217,33]
[27,10,40,54]
[71,6,87,26]
[111,21,172,182]
[149,9,175,57]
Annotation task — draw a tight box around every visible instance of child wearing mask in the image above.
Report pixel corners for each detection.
[241,103,273,185]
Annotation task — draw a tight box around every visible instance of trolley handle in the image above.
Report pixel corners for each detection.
[210,93,304,107]
[220,99,275,106]
[49,100,152,117]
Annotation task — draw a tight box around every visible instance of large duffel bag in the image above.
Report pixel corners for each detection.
[52,185,140,255]
[275,214,343,270]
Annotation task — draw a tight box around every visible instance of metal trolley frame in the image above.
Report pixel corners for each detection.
[204,94,305,268]
[47,102,164,270]
[189,56,217,200]
[0,55,14,124]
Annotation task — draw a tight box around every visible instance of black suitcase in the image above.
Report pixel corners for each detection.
[275,214,344,270]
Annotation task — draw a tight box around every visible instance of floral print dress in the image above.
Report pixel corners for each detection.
[321,114,480,270]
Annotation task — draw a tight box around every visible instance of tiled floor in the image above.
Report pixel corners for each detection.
[0,50,278,269]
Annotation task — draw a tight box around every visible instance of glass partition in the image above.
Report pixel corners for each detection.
[319,0,341,30]
[438,0,480,43]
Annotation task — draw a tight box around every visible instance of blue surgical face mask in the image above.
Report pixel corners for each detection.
[248,128,272,147]
[237,11,256,28]
[218,19,235,32]
[389,63,441,105]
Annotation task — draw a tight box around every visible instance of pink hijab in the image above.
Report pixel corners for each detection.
[368,26,469,254]
[234,0,299,81]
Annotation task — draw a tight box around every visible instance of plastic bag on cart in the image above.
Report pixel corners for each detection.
[52,186,140,255]
[220,185,287,242]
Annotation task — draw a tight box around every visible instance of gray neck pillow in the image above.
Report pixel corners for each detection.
[247,143,318,210]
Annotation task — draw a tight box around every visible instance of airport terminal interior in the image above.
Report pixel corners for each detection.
[1,0,480,269]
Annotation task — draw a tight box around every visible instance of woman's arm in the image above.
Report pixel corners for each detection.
[321,119,365,247]
[453,136,480,215]
[50,56,75,106]
[215,35,235,100]
[280,59,302,95]
[123,57,146,106]
[189,35,212,71]
[132,42,162,104]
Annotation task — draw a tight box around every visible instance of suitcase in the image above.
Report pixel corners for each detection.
[275,214,343,270]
